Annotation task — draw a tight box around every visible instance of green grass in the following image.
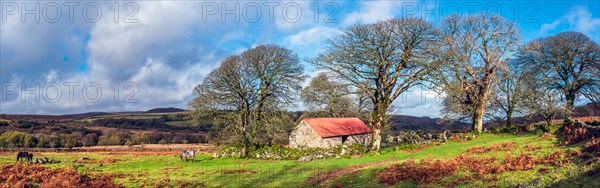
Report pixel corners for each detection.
[165,120,192,127]
[2,133,598,187]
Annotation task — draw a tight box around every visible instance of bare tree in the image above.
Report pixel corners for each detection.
[354,84,373,115]
[313,17,439,151]
[581,85,600,109]
[490,59,530,127]
[517,31,600,120]
[433,14,519,132]
[301,72,355,117]
[189,45,305,157]
[523,81,565,127]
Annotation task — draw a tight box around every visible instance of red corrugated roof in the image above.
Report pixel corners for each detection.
[303,118,372,138]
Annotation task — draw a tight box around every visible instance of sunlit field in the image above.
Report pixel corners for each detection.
[2,133,598,187]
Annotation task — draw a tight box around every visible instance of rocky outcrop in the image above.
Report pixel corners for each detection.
[28,157,61,164]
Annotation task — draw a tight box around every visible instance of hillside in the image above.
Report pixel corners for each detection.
[146,107,186,113]
[388,115,471,133]
[488,102,600,126]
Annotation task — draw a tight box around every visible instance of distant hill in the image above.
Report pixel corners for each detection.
[145,107,186,113]
[487,102,600,126]
[62,112,114,118]
[572,102,600,118]
[388,115,471,133]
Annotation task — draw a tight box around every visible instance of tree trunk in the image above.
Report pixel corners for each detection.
[371,128,382,152]
[241,139,250,157]
[506,110,513,127]
[543,113,554,127]
[369,105,385,152]
[472,103,485,133]
[565,93,575,121]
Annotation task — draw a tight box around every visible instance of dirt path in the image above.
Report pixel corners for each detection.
[305,157,398,186]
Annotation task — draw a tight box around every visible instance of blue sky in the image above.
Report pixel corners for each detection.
[0,0,599,116]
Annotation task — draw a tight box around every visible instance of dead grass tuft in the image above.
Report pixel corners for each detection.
[467,142,517,154]
[0,164,121,188]
[560,126,589,145]
[379,150,573,185]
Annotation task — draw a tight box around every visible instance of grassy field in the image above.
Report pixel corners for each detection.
[1,133,599,187]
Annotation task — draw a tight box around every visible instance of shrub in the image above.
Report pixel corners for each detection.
[34,134,50,148]
[449,133,477,142]
[531,122,561,134]
[586,121,600,127]
[81,133,99,147]
[583,137,600,156]
[130,133,150,145]
[559,124,589,145]
[98,130,130,146]
[61,133,83,149]
[0,131,36,148]
[214,144,367,160]
[15,120,40,129]
[47,134,62,148]
[491,124,519,134]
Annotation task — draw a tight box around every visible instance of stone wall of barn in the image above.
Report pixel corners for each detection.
[289,120,371,148]
[289,120,340,148]
[346,134,371,146]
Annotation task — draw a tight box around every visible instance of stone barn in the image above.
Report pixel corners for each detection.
[289,118,372,148]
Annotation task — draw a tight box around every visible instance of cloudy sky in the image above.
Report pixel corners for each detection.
[1,0,599,116]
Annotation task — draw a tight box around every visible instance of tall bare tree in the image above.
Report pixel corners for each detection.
[490,59,530,127]
[301,72,355,117]
[189,45,305,156]
[433,14,519,132]
[523,79,565,127]
[517,31,600,120]
[313,17,439,151]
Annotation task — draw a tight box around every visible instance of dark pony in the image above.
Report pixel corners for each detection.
[17,151,33,162]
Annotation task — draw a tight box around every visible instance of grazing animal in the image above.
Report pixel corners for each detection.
[16,152,33,162]
[180,149,196,162]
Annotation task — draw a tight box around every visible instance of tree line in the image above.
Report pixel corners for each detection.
[0,130,206,148]
[190,13,600,154]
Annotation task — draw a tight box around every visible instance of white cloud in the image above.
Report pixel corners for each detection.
[86,1,203,81]
[539,19,561,34]
[0,1,237,114]
[287,26,339,47]
[393,88,443,117]
[1,0,448,116]
[538,6,600,40]
[565,6,600,34]
[342,0,406,25]
[128,58,217,109]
